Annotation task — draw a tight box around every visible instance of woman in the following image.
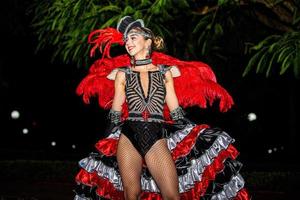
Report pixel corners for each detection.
[74,16,250,200]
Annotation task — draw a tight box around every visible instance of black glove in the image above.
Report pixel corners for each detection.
[170,107,194,128]
[104,109,122,136]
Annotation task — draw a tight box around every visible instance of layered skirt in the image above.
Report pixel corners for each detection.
[74,122,250,200]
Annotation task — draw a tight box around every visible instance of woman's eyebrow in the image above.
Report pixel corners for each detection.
[128,33,138,37]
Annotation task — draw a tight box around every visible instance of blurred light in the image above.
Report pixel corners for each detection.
[273,147,277,152]
[247,113,257,121]
[22,128,29,134]
[11,110,20,119]
[51,141,56,146]
[268,149,272,154]
[72,144,76,149]
[281,146,284,150]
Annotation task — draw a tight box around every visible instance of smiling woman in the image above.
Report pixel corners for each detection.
[74,16,250,200]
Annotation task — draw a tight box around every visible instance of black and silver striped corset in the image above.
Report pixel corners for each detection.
[125,69,166,122]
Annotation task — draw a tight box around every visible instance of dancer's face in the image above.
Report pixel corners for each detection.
[125,29,151,59]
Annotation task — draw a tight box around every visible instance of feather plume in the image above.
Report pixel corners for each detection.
[88,27,124,58]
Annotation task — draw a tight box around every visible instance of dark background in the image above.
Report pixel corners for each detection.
[0,0,299,199]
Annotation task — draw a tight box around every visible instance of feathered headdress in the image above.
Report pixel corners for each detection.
[88,16,145,59]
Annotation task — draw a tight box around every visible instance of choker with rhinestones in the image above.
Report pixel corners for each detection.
[131,58,152,66]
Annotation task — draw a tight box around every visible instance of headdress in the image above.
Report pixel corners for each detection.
[88,16,149,59]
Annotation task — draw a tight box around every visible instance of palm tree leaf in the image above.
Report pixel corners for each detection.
[280,54,293,75]
[243,47,267,76]
[192,15,212,34]
[256,49,269,73]
[293,49,300,77]
[266,51,277,77]
[250,35,281,51]
[100,15,120,29]
[277,46,293,62]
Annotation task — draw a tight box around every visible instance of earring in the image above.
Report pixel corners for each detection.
[130,56,135,67]
[146,46,151,58]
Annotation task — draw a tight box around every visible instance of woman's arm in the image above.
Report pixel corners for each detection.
[111,70,126,112]
[165,70,192,125]
[105,70,126,135]
[165,70,180,111]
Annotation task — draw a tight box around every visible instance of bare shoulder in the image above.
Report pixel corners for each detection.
[164,70,173,83]
[115,70,126,83]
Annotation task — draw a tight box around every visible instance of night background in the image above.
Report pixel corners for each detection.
[0,0,299,199]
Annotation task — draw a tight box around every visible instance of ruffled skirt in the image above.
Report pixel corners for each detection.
[74,122,250,200]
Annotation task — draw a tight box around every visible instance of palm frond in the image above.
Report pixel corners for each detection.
[243,31,300,77]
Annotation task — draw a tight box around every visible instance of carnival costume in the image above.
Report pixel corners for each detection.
[74,16,250,200]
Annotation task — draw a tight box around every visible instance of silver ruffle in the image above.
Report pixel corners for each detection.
[74,173,245,200]
[78,128,235,193]
[167,124,196,150]
[74,195,91,200]
[211,174,245,200]
[177,130,234,193]
[79,155,123,189]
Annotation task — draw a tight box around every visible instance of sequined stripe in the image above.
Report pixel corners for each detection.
[147,72,165,113]
[125,71,165,117]
[128,112,164,120]
[126,117,164,123]
[126,72,145,112]
[78,130,235,193]
[211,174,245,200]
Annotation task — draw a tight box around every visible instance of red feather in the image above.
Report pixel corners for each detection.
[88,27,124,58]
[76,52,234,114]
[151,52,234,112]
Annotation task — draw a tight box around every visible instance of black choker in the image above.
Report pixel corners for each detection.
[131,58,152,66]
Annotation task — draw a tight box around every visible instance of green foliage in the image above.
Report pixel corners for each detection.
[190,1,240,60]
[30,0,300,78]
[30,0,190,67]
[243,32,300,78]
[241,0,300,78]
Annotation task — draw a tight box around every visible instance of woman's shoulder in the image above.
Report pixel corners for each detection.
[107,66,130,80]
[157,64,181,77]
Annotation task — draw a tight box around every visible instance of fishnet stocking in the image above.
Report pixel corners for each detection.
[145,139,180,200]
[117,134,143,200]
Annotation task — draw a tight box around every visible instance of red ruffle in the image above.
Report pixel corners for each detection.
[140,188,250,200]
[76,169,123,199]
[95,138,118,156]
[234,188,251,200]
[176,144,238,199]
[75,143,249,200]
[171,124,209,160]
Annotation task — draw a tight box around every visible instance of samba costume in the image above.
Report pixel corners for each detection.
[74,16,250,200]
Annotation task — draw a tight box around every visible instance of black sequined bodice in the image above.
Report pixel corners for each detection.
[124,67,166,122]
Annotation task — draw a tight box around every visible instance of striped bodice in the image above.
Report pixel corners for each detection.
[124,66,167,122]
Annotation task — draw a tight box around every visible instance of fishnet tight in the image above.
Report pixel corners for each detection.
[117,134,179,200]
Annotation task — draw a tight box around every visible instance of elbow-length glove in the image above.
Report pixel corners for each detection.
[104,109,122,135]
[170,107,194,128]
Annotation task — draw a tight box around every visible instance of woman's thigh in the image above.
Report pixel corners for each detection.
[144,139,179,196]
[117,133,143,188]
